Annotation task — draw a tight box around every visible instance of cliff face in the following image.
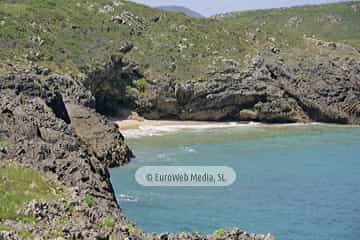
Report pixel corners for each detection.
[1,0,360,239]
[0,67,274,239]
[0,68,132,239]
[137,56,360,124]
[1,0,359,124]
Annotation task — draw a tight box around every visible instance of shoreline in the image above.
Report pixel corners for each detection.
[116,119,260,130]
[115,119,328,138]
[115,119,248,138]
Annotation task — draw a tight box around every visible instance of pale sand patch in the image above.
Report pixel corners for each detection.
[116,120,143,130]
[115,119,261,138]
[115,119,232,130]
[115,119,325,138]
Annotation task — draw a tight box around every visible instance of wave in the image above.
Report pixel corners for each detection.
[117,194,139,203]
[182,146,197,153]
[156,152,176,161]
[121,122,257,138]
[121,121,326,138]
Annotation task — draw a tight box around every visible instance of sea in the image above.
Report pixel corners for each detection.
[110,123,360,240]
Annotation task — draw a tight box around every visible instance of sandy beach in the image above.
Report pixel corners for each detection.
[115,118,326,138]
[115,119,241,130]
[115,119,262,138]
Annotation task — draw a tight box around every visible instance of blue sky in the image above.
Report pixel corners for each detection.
[130,0,349,16]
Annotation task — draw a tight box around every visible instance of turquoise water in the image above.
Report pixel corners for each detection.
[110,124,360,240]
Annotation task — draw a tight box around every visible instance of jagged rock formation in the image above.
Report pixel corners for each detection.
[0,66,274,239]
[1,0,359,126]
[0,69,131,239]
[82,57,142,115]
[1,0,360,239]
[137,57,360,124]
[0,65,133,167]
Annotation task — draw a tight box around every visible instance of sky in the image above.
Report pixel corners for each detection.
[130,0,350,16]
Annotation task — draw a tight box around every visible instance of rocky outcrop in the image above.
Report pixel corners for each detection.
[82,56,142,115]
[66,103,133,167]
[0,67,274,239]
[0,65,133,168]
[284,58,360,124]
[0,72,131,239]
[137,56,360,124]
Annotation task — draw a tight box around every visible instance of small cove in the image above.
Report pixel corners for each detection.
[110,124,360,240]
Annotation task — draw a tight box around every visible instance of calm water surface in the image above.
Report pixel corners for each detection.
[110,124,360,240]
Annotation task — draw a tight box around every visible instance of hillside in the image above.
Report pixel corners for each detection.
[0,0,359,118]
[1,1,359,74]
[0,0,255,81]
[157,5,204,18]
[1,1,359,71]
[1,1,359,81]
[215,1,360,61]
[1,0,360,239]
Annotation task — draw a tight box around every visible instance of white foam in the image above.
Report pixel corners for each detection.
[117,194,138,203]
[262,122,322,127]
[183,146,197,153]
[157,153,175,161]
[121,122,251,138]
[121,121,325,138]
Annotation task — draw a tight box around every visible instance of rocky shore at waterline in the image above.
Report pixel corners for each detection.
[137,57,360,124]
[0,66,274,240]
[1,54,360,240]
[1,49,360,240]
[1,0,360,238]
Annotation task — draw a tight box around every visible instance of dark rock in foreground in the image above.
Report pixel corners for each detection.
[0,69,130,239]
[0,67,274,240]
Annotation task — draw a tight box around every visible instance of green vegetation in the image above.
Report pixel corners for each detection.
[218,2,360,47]
[126,223,140,234]
[212,228,226,237]
[64,201,76,213]
[18,231,34,240]
[0,224,11,231]
[50,229,64,238]
[56,216,70,225]
[84,195,94,207]
[0,165,63,222]
[134,78,148,93]
[0,0,359,97]
[0,139,12,148]
[101,216,115,228]
[215,1,360,66]
[0,0,181,76]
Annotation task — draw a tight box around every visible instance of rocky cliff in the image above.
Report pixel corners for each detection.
[1,0,360,239]
[0,65,132,239]
[137,56,360,124]
[1,1,359,124]
[0,65,274,239]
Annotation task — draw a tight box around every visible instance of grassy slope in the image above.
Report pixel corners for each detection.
[127,14,254,81]
[215,1,360,65]
[0,164,63,223]
[218,1,360,47]
[0,0,359,82]
[0,0,136,74]
[0,164,64,239]
[0,0,255,81]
